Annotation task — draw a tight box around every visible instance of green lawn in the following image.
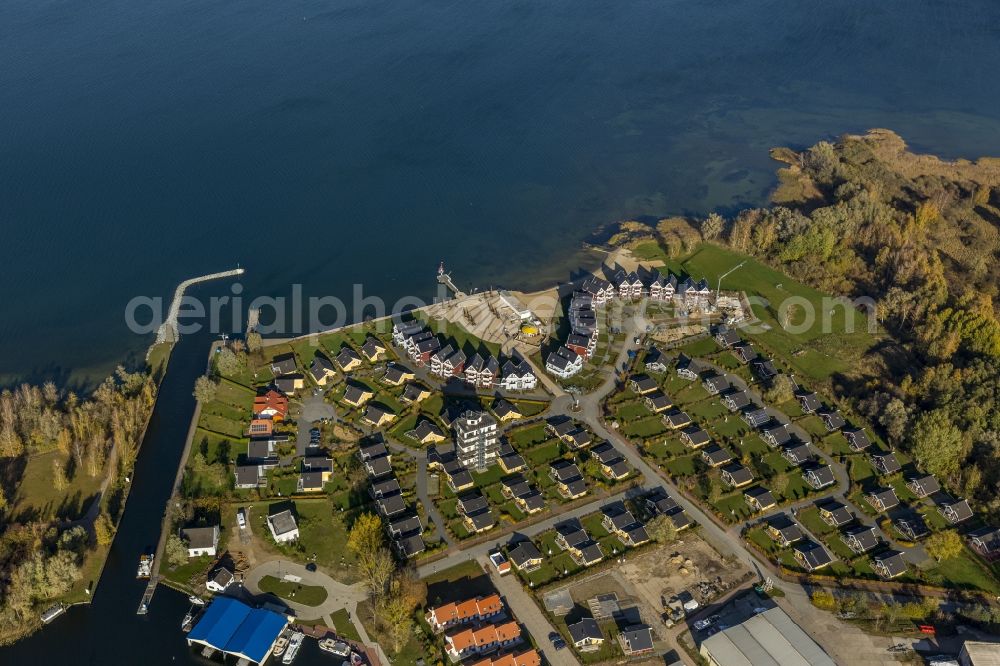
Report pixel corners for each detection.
[664,454,699,477]
[9,449,104,522]
[509,423,549,448]
[524,440,563,467]
[925,549,1000,594]
[616,400,653,422]
[330,609,362,641]
[644,242,883,380]
[621,415,668,438]
[161,554,215,589]
[714,493,754,522]
[247,499,361,584]
[258,575,329,606]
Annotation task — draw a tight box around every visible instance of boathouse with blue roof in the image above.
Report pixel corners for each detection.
[186,596,288,664]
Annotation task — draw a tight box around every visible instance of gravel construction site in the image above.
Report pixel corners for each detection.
[551,536,750,631]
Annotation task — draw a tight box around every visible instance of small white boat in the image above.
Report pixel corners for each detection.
[181,606,197,632]
[282,631,304,664]
[188,595,205,606]
[272,636,288,657]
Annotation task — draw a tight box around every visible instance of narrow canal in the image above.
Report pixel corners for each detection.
[0,284,332,665]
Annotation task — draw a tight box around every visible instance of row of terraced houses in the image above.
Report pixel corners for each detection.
[392,317,538,392]
[546,268,713,379]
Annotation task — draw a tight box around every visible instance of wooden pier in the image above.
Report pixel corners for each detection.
[137,577,158,615]
[155,267,246,344]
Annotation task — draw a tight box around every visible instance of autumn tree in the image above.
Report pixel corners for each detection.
[925,530,963,562]
[165,534,189,567]
[193,376,218,403]
[647,514,679,544]
[701,212,725,240]
[911,409,969,482]
[348,513,395,609]
[763,374,795,404]
[52,457,68,491]
[246,330,263,353]
[94,513,114,546]
[769,474,789,498]
[379,570,427,651]
[214,346,246,377]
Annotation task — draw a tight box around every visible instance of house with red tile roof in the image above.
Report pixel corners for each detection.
[425,594,504,633]
[252,390,288,421]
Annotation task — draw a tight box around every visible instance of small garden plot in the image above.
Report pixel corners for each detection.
[508,399,548,417]
[848,457,876,487]
[677,337,718,357]
[796,507,836,538]
[736,435,770,457]
[509,423,549,448]
[664,453,700,477]
[888,476,919,504]
[713,416,752,440]
[524,439,563,467]
[756,451,794,477]
[660,373,694,395]
[644,438,687,462]
[796,415,832,441]
[816,432,853,457]
[773,473,814,503]
[714,493,754,522]
[615,399,653,422]
[673,381,711,405]
[687,399,729,424]
[621,415,668,438]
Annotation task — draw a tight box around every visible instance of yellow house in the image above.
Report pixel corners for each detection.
[406,420,446,445]
[336,347,363,372]
[343,383,374,408]
[383,363,416,386]
[364,404,396,427]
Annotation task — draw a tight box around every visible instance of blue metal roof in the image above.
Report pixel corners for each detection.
[188,597,287,664]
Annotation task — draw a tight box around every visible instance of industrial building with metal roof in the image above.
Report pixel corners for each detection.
[186,596,289,665]
[699,606,836,666]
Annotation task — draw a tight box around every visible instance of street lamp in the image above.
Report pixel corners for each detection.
[716,261,746,302]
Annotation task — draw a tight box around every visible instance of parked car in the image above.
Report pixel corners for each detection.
[236,509,247,529]
[548,632,566,650]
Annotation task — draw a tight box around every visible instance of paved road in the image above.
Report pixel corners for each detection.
[244,559,368,619]
[546,309,893,665]
[384,438,455,547]
[480,555,581,666]
[416,486,641,579]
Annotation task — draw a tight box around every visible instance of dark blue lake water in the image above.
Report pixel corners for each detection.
[3,0,1000,385]
[2,0,1000,661]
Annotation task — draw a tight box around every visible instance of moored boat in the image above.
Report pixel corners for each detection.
[318,638,351,657]
[136,553,153,579]
[282,631,304,664]
[272,636,288,657]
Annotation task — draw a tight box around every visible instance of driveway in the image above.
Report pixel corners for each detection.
[298,391,336,456]
[384,438,455,547]
[244,559,367,619]
[481,555,580,666]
